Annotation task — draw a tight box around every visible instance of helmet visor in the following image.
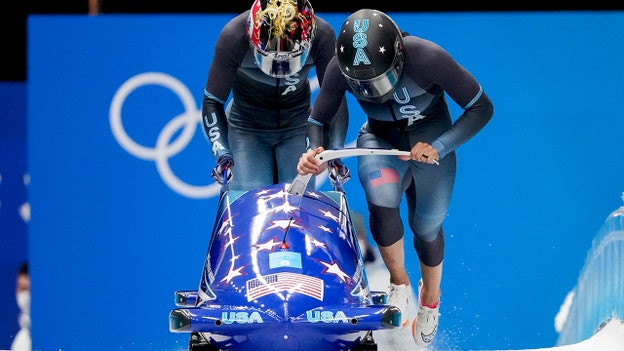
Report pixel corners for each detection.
[253,46,309,78]
[343,59,402,102]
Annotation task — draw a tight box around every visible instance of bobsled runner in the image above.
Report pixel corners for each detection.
[169,148,411,351]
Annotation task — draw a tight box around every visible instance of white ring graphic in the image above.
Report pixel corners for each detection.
[110,71,345,199]
[110,72,220,199]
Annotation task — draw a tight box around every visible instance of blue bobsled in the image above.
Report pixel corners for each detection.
[169,149,408,351]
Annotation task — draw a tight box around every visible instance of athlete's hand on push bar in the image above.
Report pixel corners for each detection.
[297,147,327,176]
[403,142,440,165]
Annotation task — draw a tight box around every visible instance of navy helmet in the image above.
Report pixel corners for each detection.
[336,9,405,102]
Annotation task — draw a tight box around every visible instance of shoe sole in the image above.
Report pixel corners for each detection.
[411,316,428,346]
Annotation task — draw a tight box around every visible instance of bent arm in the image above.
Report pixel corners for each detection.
[308,58,349,149]
[432,89,493,159]
[323,97,349,150]
[416,40,494,158]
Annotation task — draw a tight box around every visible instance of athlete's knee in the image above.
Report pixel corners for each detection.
[368,202,404,247]
[414,228,445,267]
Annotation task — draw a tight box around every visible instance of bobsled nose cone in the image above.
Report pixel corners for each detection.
[272,334,300,350]
[383,305,404,328]
[169,309,191,332]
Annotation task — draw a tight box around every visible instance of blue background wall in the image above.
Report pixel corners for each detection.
[13,10,624,351]
[0,81,28,348]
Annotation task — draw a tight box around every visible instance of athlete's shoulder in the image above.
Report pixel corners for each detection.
[403,35,454,66]
[309,15,337,64]
[314,15,331,28]
[313,16,337,39]
[218,11,250,41]
[214,11,252,60]
[323,58,346,85]
[403,36,445,54]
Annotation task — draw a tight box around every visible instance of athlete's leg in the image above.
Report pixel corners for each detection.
[275,125,308,185]
[405,151,455,305]
[370,206,410,285]
[228,125,276,191]
[357,127,410,285]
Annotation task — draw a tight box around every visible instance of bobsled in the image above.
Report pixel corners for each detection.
[169,149,411,351]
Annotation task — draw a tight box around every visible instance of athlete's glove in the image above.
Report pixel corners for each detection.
[211,155,234,185]
[328,159,350,185]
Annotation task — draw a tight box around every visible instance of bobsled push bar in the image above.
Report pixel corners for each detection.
[287,148,412,196]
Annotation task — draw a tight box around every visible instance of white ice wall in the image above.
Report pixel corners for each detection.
[555,194,624,345]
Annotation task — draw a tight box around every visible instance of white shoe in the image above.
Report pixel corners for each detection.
[387,283,411,328]
[412,279,440,347]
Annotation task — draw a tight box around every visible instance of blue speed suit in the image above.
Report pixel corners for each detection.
[307,35,493,267]
[201,8,348,191]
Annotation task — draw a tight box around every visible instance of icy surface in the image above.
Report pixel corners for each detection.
[364,252,624,351]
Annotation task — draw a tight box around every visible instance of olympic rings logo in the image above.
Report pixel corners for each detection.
[110,72,220,199]
[109,71,348,199]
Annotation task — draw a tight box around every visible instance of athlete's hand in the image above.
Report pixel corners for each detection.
[297,147,327,175]
[211,155,234,185]
[402,142,439,165]
[328,159,350,185]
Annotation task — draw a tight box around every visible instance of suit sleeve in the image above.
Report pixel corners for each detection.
[311,18,350,150]
[201,14,248,162]
[411,39,494,158]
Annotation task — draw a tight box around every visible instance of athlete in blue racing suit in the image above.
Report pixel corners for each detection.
[297,9,494,347]
[201,0,348,190]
